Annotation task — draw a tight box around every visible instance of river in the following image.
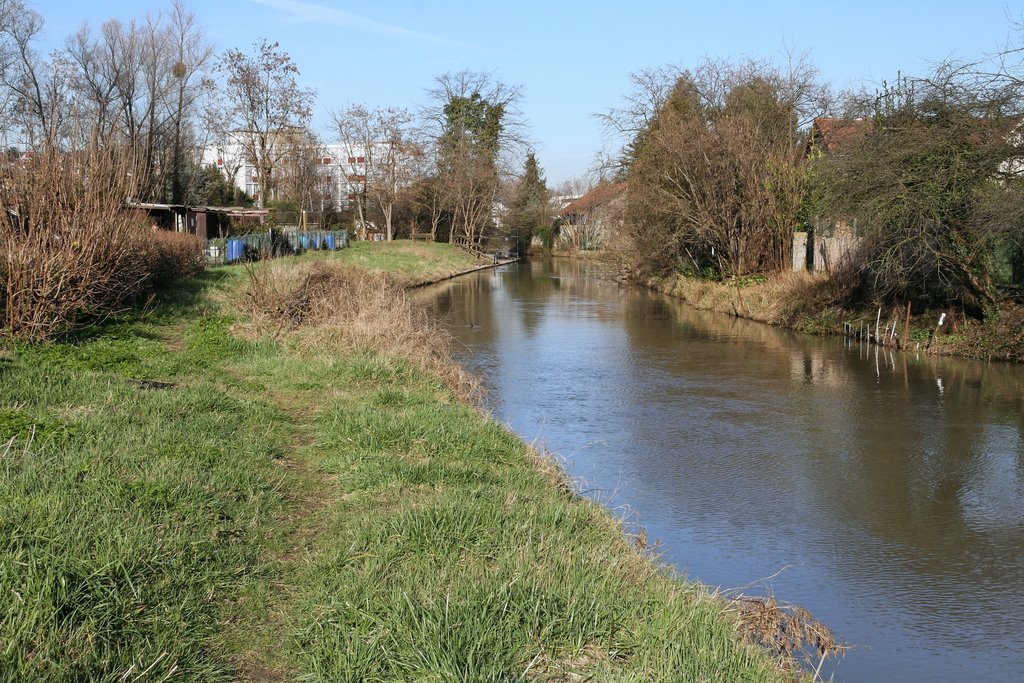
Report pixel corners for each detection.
[419,257,1024,682]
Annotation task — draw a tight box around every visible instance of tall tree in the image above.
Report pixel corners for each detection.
[426,71,524,244]
[218,39,314,207]
[61,2,212,201]
[333,105,418,241]
[0,1,72,148]
[166,0,214,203]
[332,104,373,238]
[814,68,1024,309]
[619,58,829,276]
[505,151,549,254]
[368,108,418,241]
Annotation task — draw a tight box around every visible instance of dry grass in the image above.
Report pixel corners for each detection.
[648,270,856,331]
[728,595,845,680]
[239,259,478,400]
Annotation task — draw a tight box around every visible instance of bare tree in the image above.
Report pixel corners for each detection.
[280,127,330,223]
[0,1,73,147]
[424,70,525,244]
[618,57,830,276]
[367,107,417,241]
[332,104,373,238]
[166,0,214,203]
[409,134,448,241]
[218,39,315,207]
[61,3,213,202]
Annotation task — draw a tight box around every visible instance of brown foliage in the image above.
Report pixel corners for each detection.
[1,145,150,340]
[145,230,206,287]
[0,144,207,341]
[240,260,477,400]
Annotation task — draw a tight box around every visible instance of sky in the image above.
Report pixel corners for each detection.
[26,0,1024,185]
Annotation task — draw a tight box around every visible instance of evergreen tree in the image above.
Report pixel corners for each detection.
[506,151,549,254]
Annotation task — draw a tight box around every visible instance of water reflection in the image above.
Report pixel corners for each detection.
[419,258,1024,683]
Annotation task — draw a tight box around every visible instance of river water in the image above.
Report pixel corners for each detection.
[419,257,1024,682]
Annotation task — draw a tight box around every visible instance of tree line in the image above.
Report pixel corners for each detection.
[605,33,1024,313]
[0,0,552,248]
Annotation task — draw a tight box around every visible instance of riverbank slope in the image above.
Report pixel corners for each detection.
[0,243,791,681]
[645,270,1024,363]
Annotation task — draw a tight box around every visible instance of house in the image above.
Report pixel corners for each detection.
[805,117,871,156]
[797,118,872,272]
[557,182,626,251]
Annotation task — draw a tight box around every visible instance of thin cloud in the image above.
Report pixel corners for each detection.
[242,0,455,45]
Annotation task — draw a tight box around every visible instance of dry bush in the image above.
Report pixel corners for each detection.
[1,145,153,341]
[729,595,845,679]
[145,230,206,287]
[241,260,477,400]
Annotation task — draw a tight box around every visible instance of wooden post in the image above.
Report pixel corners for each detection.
[903,302,912,349]
[875,307,881,343]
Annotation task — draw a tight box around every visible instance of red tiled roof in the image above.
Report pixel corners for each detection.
[561,182,627,216]
[809,117,871,154]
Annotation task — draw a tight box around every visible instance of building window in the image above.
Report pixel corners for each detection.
[347,156,356,164]
[356,156,365,163]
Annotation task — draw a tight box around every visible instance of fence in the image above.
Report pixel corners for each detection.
[205,228,349,265]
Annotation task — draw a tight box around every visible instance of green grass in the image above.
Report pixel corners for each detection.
[0,250,786,682]
[306,240,483,284]
[287,360,781,682]
[0,284,293,681]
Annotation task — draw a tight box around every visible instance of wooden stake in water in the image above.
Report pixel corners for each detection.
[903,302,912,348]
[875,308,881,343]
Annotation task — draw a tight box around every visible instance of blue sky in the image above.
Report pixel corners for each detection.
[27,0,1024,185]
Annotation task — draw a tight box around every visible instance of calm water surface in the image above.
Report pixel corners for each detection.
[420,257,1024,683]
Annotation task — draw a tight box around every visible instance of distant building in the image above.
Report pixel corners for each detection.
[798,118,872,272]
[558,182,626,250]
[201,132,368,209]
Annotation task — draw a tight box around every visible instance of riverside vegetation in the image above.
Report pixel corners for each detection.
[0,242,830,681]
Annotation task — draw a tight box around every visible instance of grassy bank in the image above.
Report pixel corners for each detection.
[311,240,486,286]
[1,243,792,681]
[647,271,1024,363]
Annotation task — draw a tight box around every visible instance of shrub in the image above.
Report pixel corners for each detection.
[146,230,206,287]
[0,144,207,341]
[1,145,151,341]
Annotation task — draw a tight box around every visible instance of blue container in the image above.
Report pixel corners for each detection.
[325,234,336,250]
[226,239,244,263]
[300,235,310,250]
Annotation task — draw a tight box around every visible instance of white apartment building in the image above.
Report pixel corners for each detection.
[201,134,367,208]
